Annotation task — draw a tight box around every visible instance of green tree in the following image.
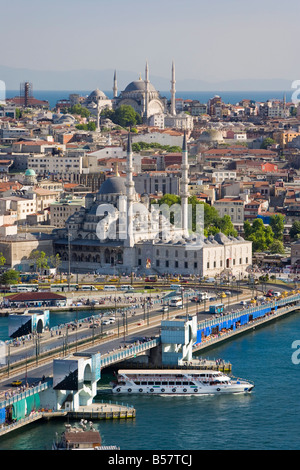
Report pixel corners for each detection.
[289,221,300,240]
[270,214,285,240]
[101,105,141,128]
[1,269,19,285]
[217,215,238,237]
[243,218,274,252]
[269,240,285,254]
[69,104,90,118]
[0,252,6,267]
[49,254,61,271]
[260,137,276,149]
[29,250,49,274]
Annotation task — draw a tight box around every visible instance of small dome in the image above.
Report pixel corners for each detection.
[25,169,36,176]
[98,177,127,196]
[88,88,107,101]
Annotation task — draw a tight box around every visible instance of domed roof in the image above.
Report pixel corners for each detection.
[88,88,107,101]
[198,129,224,142]
[25,169,36,176]
[98,176,127,195]
[123,80,157,93]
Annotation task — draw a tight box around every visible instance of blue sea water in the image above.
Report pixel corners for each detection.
[5,89,293,109]
[0,310,300,450]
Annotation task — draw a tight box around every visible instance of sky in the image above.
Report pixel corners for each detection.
[1,0,299,87]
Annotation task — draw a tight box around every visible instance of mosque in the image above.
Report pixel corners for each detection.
[52,133,252,278]
[113,61,193,129]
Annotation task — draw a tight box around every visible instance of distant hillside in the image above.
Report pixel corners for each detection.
[0,64,293,92]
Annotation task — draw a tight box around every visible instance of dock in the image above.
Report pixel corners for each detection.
[0,402,135,437]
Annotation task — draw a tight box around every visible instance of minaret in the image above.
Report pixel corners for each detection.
[181,131,189,237]
[170,61,176,116]
[113,70,118,99]
[96,96,100,132]
[125,132,135,247]
[144,60,150,121]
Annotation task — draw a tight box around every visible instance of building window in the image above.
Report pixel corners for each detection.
[175,261,178,268]
[207,262,210,269]
[156,260,160,267]
[184,262,188,269]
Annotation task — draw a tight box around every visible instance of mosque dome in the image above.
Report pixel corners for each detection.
[87,88,108,102]
[198,129,224,143]
[123,80,157,94]
[25,169,36,176]
[97,176,127,196]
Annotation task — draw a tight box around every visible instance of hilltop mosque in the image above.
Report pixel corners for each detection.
[112,62,193,130]
[113,61,167,122]
[52,132,252,278]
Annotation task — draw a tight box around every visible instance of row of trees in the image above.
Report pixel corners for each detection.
[151,195,288,255]
[151,194,237,237]
[0,251,61,285]
[132,142,182,153]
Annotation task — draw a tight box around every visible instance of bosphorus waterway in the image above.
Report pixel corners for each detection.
[0,309,300,450]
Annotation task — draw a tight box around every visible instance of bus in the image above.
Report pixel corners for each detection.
[169,296,183,308]
[9,284,38,293]
[209,303,224,314]
[80,285,98,291]
[145,275,157,282]
[50,284,79,292]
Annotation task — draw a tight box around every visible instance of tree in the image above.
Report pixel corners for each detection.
[101,105,141,128]
[260,137,275,149]
[270,214,285,240]
[215,214,238,237]
[0,252,6,267]
[75,122,96,131]
[290,221,300,240]
[269,240,285,254]
[69,104,90,118]
[0,269,19,285]
[29,250,49,274]
[49,254,61,271]
[243,218,274,252]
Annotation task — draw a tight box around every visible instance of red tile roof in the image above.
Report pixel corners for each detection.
[6,292,66,302]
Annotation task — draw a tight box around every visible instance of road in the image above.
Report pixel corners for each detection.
[0,282,289,392]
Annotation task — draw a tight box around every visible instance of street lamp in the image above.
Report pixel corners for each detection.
[68,230,72,292]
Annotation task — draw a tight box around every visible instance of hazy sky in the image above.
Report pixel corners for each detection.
[1,0,299,83]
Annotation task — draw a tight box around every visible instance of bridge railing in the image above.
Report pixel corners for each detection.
[0,381,50,409]
[197,293,300,331]
[100,338,160,368]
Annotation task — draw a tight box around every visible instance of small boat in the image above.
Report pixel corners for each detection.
[111,369,254,395]
[52,420,119,450]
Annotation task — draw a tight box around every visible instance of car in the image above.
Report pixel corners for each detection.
[160,306,169,312]
[11,380,22,387]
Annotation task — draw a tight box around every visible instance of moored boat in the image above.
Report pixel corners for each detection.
[52,420,119,450]
[111,369,254,395]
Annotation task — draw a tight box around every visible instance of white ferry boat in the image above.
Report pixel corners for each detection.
[111,369,254,395]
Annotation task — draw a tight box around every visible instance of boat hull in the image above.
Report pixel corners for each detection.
[112,383,254,395]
